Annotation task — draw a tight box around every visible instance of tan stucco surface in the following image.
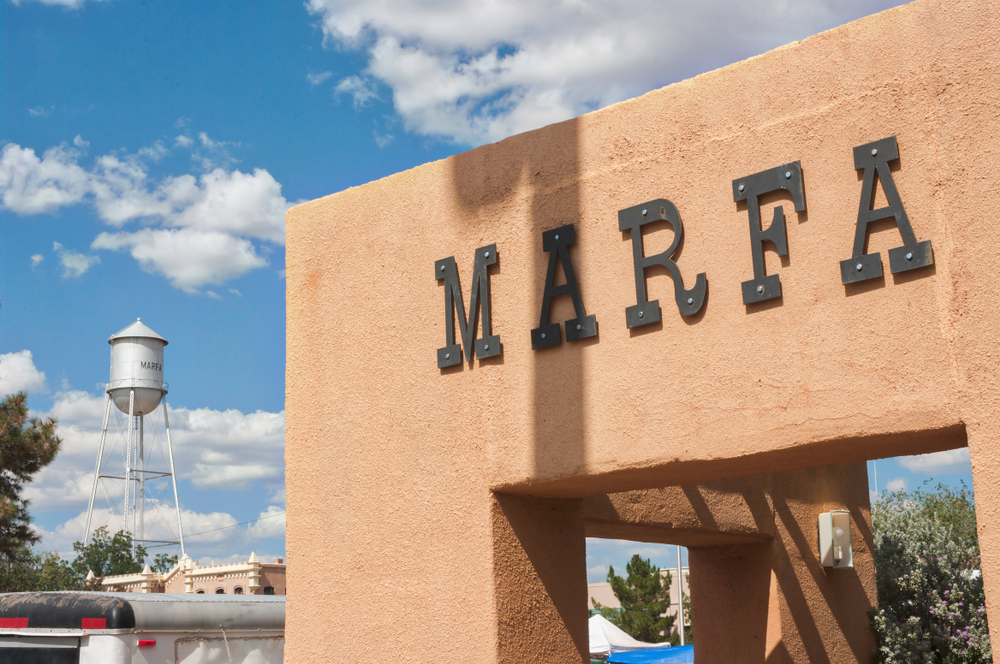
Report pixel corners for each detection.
[286,0,1000,661]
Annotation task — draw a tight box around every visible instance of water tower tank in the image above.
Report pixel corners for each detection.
[108,319,168,415]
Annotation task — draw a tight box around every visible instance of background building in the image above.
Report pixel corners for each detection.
[98,553,286,595]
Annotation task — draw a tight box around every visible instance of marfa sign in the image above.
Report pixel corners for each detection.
[435,136,933,369]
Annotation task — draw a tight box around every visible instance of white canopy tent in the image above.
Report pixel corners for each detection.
[589,615,672,658]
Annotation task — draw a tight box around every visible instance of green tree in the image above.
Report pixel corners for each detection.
[592,554,674,643]
[151,553,178,573]
[71,526,147,586]
[0,542,76,592]
[869,482,990,662]
[0,392,61,562]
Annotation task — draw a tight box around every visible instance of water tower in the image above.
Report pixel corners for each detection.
[84,319,186,557]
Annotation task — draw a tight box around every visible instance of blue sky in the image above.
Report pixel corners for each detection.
[2,0,968,572]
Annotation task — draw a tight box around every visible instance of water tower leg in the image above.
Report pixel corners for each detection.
[124,389,135,556]
[163,400,186,558]
[84,393,113,546]
[138,414,144,548]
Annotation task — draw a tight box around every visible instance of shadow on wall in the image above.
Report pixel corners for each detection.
[449,117,588,480]
[581,462,879,663]
[452,119,592,664]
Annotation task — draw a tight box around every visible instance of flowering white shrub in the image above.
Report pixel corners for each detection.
[869,483,990,663]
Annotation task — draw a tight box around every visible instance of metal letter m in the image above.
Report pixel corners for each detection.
[435,244,501,368]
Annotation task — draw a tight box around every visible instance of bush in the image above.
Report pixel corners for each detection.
[869,482,990,662]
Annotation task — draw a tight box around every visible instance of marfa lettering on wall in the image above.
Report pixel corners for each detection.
[436,136,934,369]
[140,361,162,371]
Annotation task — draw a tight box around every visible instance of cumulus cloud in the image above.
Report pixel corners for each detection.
[36,503,283,559]
[53,241,100,278]
[0,144,90,214]
[93,228,268,293]
[9,0,110,8]
[334,75,379,108]
[247,505,286,540]
[587,564,607,578]
[307,0,907,145]
[24,388,285,513]
[0,350,47,395]
[306,71,333,86]
[897,448,972,475]
[268,486,286,504]
[170,132,240,171]
[168,405,285,490]
[31,254,44,267]
[22,383,285,559]
[13,349,284,559]
[886,477,907,492]
[0,136,291,292]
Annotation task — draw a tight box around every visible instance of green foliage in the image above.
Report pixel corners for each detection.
[71,526,147,583]
[0,392,61,561]
[152,553,178,573]
[0,542,76,592]
[592,554,674,643]
[869,482,990,663]
[0,526,158,593]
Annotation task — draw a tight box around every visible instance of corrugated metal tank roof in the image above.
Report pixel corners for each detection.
[108,319,168,345]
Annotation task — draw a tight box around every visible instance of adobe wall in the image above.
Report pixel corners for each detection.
[285,0,1000,661]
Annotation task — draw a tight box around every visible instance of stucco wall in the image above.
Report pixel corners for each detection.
[286,0,1000,661]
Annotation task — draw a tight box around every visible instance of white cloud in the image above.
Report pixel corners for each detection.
[374,131,394,148]
[189,132,240,171]
[29,106,54,117]
[24,388,285,515]
[137,140,168,161]
[30,253,44,267]
[587,564,607,578]
[897,448,972,475]
[73,135,89,149]
[0,350,47,395]
[34,503,283,559]
[16,367,285,560]
[334,75,379,108]
[168,405,285,490]
[307,0,907,145]
[886,477,907,492]
[53,241,100,278]
[92,228,268,293]
[306,71,333,86]
[247,506,286,539]
[0,143,90,214]
[9,0,111,8]
[207,290,222,300]
[0,137,291,292]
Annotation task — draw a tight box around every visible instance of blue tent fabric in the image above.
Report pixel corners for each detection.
[606,644,694,663]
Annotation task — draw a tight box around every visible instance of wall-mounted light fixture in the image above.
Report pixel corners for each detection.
[817,510,853,568]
